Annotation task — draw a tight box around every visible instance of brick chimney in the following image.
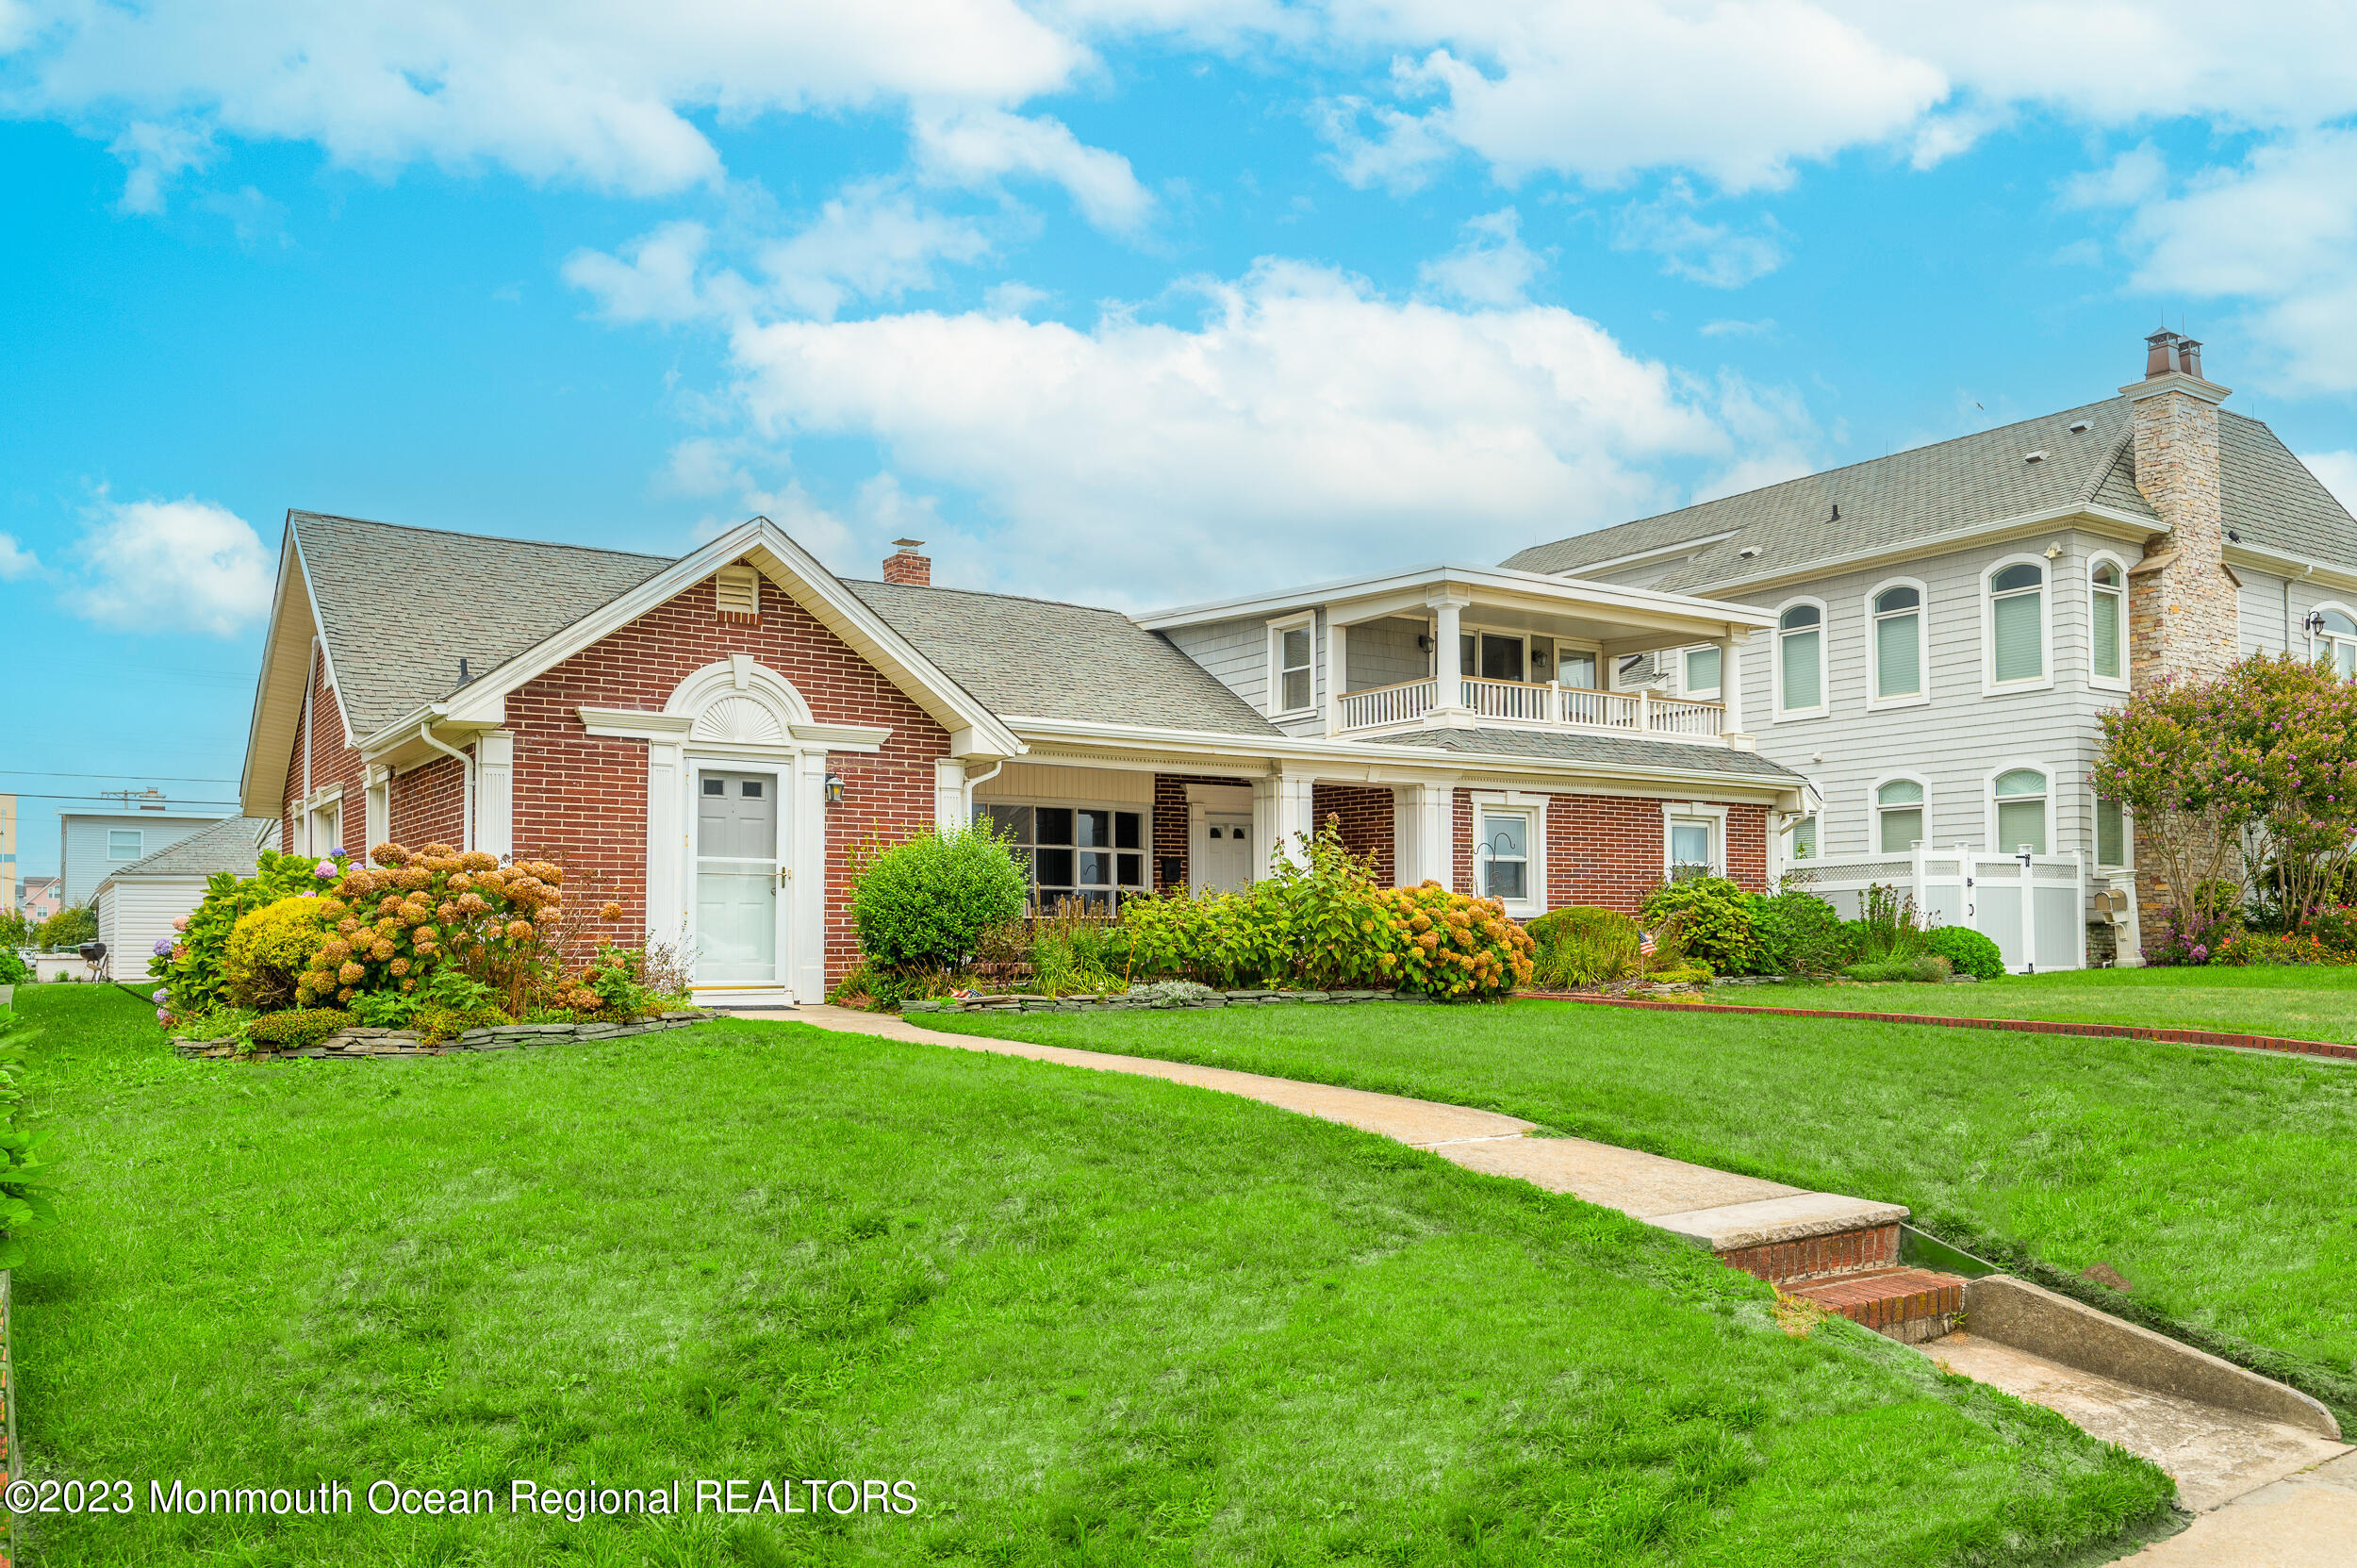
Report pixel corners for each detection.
[882,538,931,586]
[2124,330,2235,685]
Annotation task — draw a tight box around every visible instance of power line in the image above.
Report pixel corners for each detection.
[0,770,238,784]
[0,793,242,806]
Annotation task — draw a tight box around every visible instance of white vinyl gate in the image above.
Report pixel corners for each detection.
[1792,844,2087,973]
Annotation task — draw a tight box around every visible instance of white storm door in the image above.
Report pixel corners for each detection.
[1202,814,1252,892]
[694,767,784,986]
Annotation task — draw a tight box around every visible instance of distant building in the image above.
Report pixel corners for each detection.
[18,876,61,923]
[58,801,232,906]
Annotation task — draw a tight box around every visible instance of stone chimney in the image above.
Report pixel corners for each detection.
[2124,330,2235,685]
[882,538,931,586]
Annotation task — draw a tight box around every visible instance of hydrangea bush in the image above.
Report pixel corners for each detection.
[300,843,568,1017]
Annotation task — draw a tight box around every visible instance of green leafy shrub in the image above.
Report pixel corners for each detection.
[851,826,1029,973]
[0,949,28,986]
[1922,925,2004,981]
[1750,889,1850,976]
[170,1004,258,1042]
[1642,965,1714,985]
[246,1008,355,1049]
[222,898,338,1010]
[153,848,354,1018]
[0,1025,56,1270]
[2300,905,2357,959]
[570,944,654,1018]
[1525,906,1640,988]
[2212,931,2349,966]
[1640,878,1760,975]
[35,903,97,950]
[1843,954,1952,983]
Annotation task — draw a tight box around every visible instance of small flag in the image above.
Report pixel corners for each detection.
[1639,931,1657,957]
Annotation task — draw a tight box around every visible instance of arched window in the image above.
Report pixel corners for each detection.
[2090,559,2127,683]
[1993,768,2049,854]
[1777,602,1824,716]
[1871,584,1923,701]
[1875,778,1925,854]
[2314,606,2357,680]
[1988,561,2046,685]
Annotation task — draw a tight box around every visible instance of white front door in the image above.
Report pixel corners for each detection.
[1200,814,1252,892]
[694,767,784,987]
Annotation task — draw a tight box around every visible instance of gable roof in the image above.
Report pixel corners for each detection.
[98,816,273,886]
[1507,397,2357,593]
[292,511,673,738]
[845,579,1281,736]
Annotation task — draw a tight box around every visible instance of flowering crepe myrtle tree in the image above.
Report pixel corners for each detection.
[2095,654,2357,937]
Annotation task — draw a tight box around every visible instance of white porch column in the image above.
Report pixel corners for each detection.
[1324,618,1347,736]
[646,740,684,945]
[1717,635,1753,749]
[475,731,515,858]
[1252,770,1317,875]
[1393,782,1453,887]
[933,759,968,831]
[363,765,390,855]
[791,751,831,1003]
[1430,589,1472,723]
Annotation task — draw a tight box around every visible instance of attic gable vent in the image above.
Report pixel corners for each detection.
[2069,421,2091,434]
[2024,450,2050,464]
[714,563,760,619]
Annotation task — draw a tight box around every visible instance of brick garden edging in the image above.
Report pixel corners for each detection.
[171,1011,717,1062]
[1521,991,2357,1063]
[903,989,1409,1016]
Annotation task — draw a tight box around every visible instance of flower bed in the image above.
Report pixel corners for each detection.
[173,1010,716,1061]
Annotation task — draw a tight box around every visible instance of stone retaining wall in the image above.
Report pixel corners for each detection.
[903,989,1408,1016]
[172,1011,717,1062]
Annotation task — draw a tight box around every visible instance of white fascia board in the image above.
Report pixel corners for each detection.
[2224,541,2357,593]
[1681,504,2164,599]
[237,529,328,817]
[1004,716,1798,800]
[1133,560,1775,635]
[438,518,1023,758]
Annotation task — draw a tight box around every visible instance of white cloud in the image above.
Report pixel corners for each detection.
[67,497,274,635]
[1612,182,1785,288]
[713,257,1800,602]
[1417,206,1542,306]
[0,532,39,579]
[564,221,718,325]
[2304,451,2357,519]
[2059,143,2167,210]
[1699,318,1774,338]
[911,107,1153,232]
[6,0,1087,207]
[107,120,213,213]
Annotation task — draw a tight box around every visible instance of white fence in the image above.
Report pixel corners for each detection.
[1791,844,2087,973]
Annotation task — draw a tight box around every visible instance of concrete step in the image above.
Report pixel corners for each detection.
[1787,1266,1965,1343]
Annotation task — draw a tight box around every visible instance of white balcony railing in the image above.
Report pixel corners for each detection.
[1335,677,1725,741]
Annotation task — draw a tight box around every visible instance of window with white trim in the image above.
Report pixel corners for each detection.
[1554,647,1598,689]
[1993,768,2049,854]
[1666,813,1722,881]
[1475,802,1541,913]
[1874,779,1925,854]
[1270,616,1314,715]
[107,829,143,861]
[975,801,1147,913]
[2096,794,2127,868]
[1988,562,2046,685]
[1776,602,1824,716]
[2313,606,2357,680]
[1871,585,1923,701]
[1785,812,1818,862]
[2090,560,2127,683]
[1682,644,1722,698]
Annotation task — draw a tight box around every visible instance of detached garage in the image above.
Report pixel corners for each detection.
[94,817,275,984]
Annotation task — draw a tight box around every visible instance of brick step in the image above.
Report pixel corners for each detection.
[1787,1267,1966,1344]
[1717,1220,1902,1286]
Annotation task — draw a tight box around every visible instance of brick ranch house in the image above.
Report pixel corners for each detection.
[239,513,1808,1005]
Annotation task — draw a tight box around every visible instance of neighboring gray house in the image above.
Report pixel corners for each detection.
[93,817,274,982]
[1505,331,2353,966]
[58,806,232,906]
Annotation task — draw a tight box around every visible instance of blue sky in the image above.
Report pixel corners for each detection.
[5,2,2356,878]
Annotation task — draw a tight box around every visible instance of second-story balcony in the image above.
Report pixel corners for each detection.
[1339,677,1727,739]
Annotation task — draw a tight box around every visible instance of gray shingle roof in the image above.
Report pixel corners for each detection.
[101,817,274,883]
[1504,399,2357,592]
[1377,727,1803,781]
[292,512,671,737]
[846,579,1283,736]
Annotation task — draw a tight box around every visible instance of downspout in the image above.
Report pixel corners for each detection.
[2288,563,2313,652]
[962,759,1007,824]
[416,722,476,851]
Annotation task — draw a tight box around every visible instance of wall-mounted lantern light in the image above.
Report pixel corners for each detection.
[824,773,846,806]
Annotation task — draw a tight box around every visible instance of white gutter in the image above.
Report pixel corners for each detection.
[1638,503,2164,600]
[1135,558,1779,632]
[413,721,476,851]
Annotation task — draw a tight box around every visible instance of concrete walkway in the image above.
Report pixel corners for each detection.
[756,1005,2349,1561]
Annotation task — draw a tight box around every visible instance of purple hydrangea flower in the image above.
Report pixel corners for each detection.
[327,847,347,859]
[314,860,338,879]
[152,987,167,1004]
[156,1008,169,1023]
[153,937,173,956]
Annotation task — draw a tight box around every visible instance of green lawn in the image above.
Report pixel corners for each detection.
[1729,965,2357,1045]
[928,995,2357,1423]
[9,987,2168,1566]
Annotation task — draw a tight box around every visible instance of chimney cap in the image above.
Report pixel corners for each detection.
[891,537,925,551]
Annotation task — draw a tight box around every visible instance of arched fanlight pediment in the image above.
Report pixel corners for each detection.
[692,693,788,744]
[664,657,815,746]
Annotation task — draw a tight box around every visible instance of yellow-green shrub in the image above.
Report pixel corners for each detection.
[223,898,337,1010]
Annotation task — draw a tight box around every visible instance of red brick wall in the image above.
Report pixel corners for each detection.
[390,753,467,847]
[1151,773,1250,892]
[1447,789,1772,914]
[281,648,365,852]
[503,571,949,983]
[1311,784,1393,885]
